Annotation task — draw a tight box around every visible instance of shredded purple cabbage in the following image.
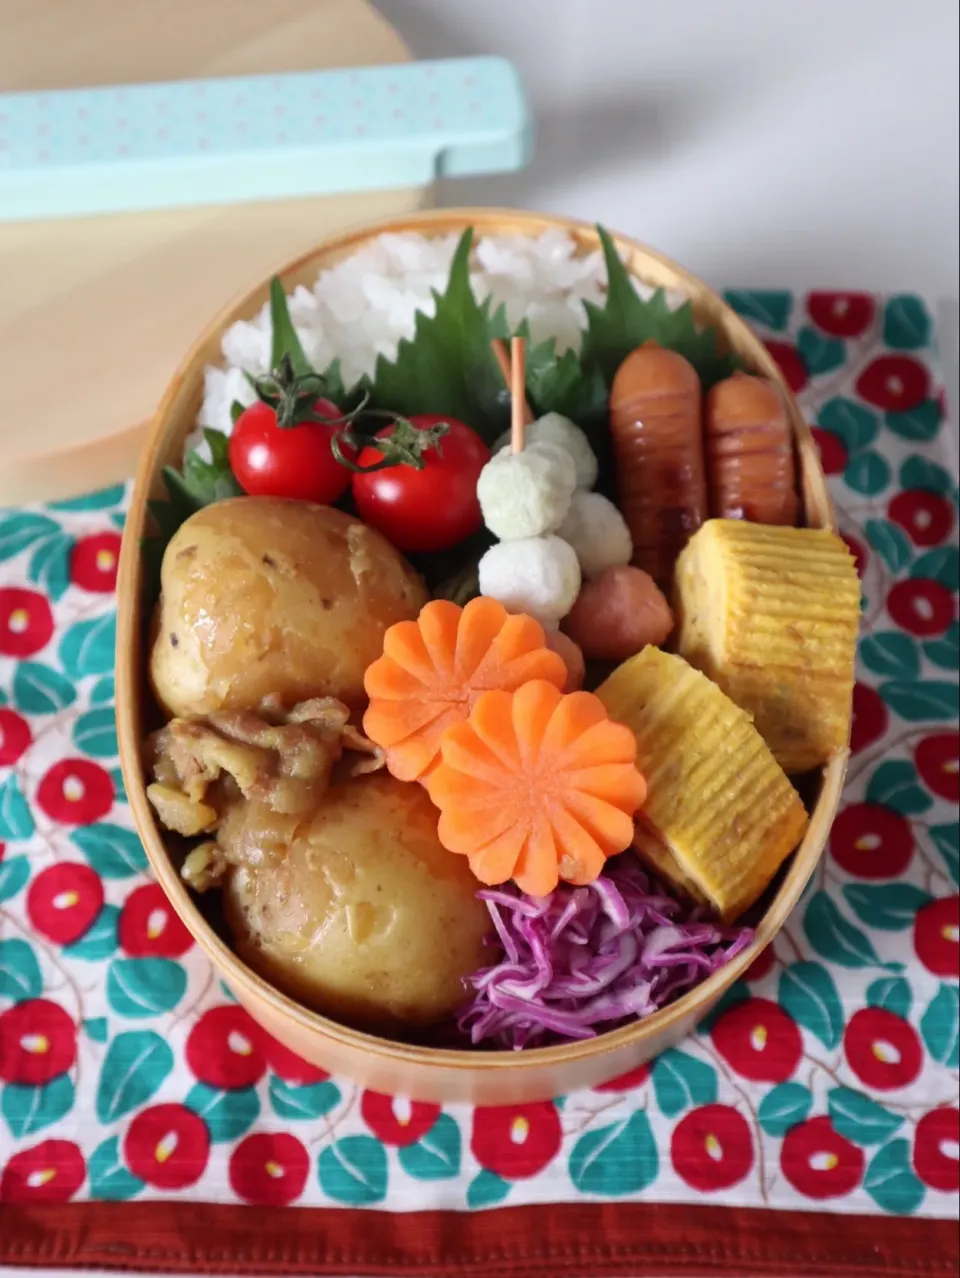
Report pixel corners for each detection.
[459,857,754,1050]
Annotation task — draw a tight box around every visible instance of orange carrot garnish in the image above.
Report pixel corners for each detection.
[426,680,647,895]
[363,597,567,783]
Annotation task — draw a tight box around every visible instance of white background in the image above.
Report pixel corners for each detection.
[8,3,957,1276]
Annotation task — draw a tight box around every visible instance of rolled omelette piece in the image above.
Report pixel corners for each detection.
[674,519,860,773]
[596,647,809,921]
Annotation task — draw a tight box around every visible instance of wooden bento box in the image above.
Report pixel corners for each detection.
[116,208,847,1104]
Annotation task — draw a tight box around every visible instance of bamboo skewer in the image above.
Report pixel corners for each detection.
[491,336,534,441]
[510,335,527,454]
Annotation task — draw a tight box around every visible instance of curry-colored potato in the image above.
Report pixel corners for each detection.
[149,497,427,718]
[221,773,493,1034]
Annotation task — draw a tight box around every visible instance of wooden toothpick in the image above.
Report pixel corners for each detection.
[490,337,533,446]
[510,336,527,454]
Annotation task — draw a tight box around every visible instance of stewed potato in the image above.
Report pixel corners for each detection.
[150,497,427,719]
[220,773,492,1034]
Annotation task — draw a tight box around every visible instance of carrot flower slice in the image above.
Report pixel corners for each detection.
[363,598,567,783]
[427,680,647,895]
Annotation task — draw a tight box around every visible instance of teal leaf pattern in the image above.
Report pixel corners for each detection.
[397,1113,462,1180]
[864,761,933,816]
[819,398,879,452]
[723,290,792,330]
[883,296,931,350]
[797,326,845,375]
[107,958,187,1017]
[0,855,30,903]
[900,455,953,495]
[845,450,892,497]
[90,675,115,704]
[186,1083,260,1142]
[879,681,958,722]
[0,513,60,560]
[0,938,43,1002]
[828,1088,903,1146]
[911,546,960,591]
[0,774,35,840]
[863,519,911,573]
[859,635,919,679]
[803,892,900,971]
[96,1031,174,1123]
[924,622,960,671]
[467,1169,511,1209]
[885,400,941,442]
[866,977,912,1018]
[920,985,959,1068]
[650,1050,718,1117]
[28,533,73,603]
[89,1135,145,1201]
[70,824,147,878]
[59,612,117,679]
[268,1077,341,1121]
[2,1075,75,1137]
[50,483,126,511]
[72,707,119,758]
[318,1135,388,1206]
[929,823,959,886]
[64,905,119,961]
[778,962,844,1049]
[12,661,76,714]
[863,1140,926,1215]
[84,1016,109,1043]
[757,1083,813,1137]
[842,883,933,930]
[568,1111,658,1196]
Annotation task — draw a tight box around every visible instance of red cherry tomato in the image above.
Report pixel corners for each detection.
[352,414,490,553]
[228,397,352,504]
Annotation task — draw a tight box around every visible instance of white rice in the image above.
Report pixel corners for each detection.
[189,230,687,458]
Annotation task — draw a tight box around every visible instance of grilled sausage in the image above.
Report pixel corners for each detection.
[608,342,708,586]
[703,372,799,525]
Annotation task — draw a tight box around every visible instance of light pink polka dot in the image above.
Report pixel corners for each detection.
[157,128,168,140]
[311,89,324,101]
[428,92,439,104]
[355,124,366,135]
[118,118,129,130]
[118,143,130,155]
[432,119,443,129]
[314,114,326,126]
[234,96,246,107]
[236,121,248,132]
[195,84,205,96]
[276,131,288,143]
[388,83,399,94]
[392,107,404,119]
[198,138,209,149]
[196,111,207,122]
[352,99,363,109]
[37,122,50,136]
[273,105,285,117]
[77,107,87,120]
[464,76,476,87]
[157,101,169,113]
[77,133,88,145]
[37,148,50,161]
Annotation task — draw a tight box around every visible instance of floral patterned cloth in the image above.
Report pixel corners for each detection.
[0,291,957,1219]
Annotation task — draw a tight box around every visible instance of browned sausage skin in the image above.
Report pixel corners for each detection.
[703,372,799,525]
[608,341,708,587]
